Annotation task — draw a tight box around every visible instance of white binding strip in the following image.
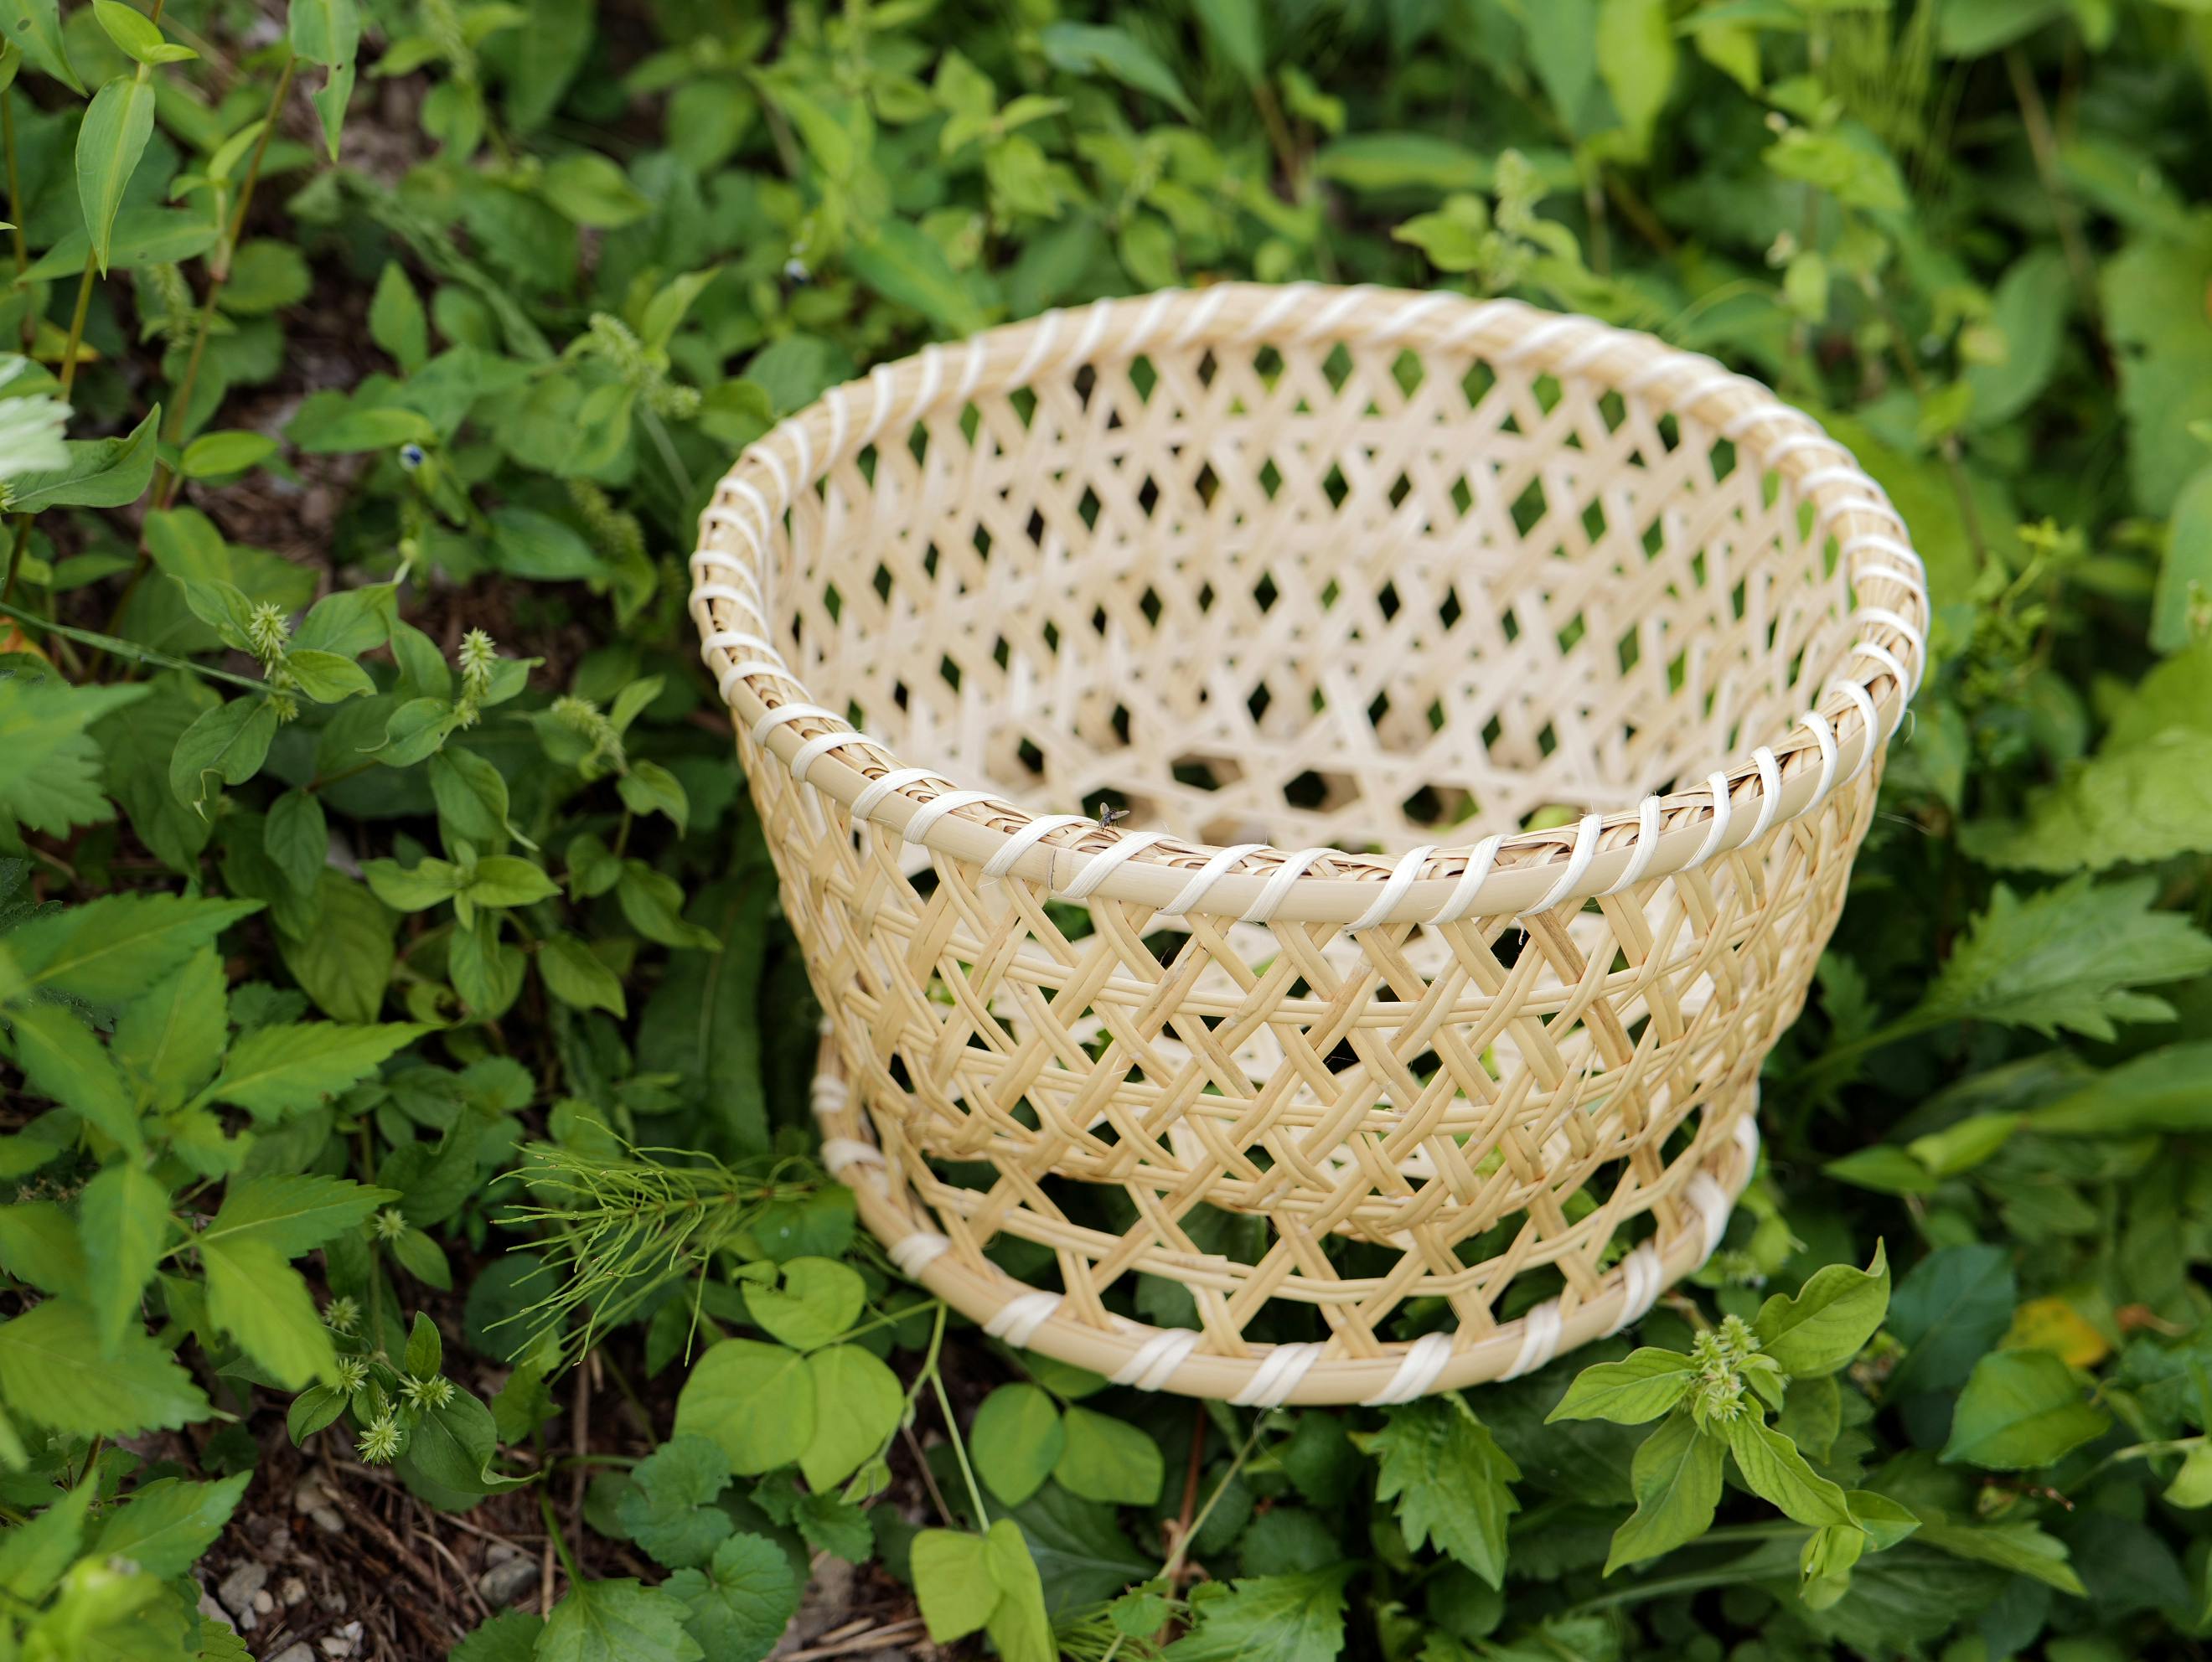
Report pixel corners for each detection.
[1349,845,1437,932]
[1109,1327,1202,1391]
[981,814,1096,881]
[1071,299,1115,364]
[1854,605,1927,674]
[983,1293,1063,1348]
[1500,1298,1564,1381]
[758,442,791,505]
[819,1137,883,1175]
[1733,1112,1761,1166]
[1600,798,1665,896]
[1061,831,1173,900]
[1227,1342,1326,1409]
[1796,710,1840,808]
[955,338,989,400]
[1745,747,1783,843]
[1168,284,1231,348]
[1360,1330,1455,1406]
[888,1231,951,1277]
[718,660,792,699]
[858,362,897,446]
[1124,290,1176,352]
[790,730,881,784]
[1694,772,1734,867]
[1155,844,1269,917]
[1850,642,1913,720]
[902,789,1005,844]
[809,1075,850,1116]
[1827,679,1882,783]
[1242,847,1335,924]
[1687,1172,1732,1265]
[913,343,945,416]
[824,383,852,460]
[1525,815,1602,915]
[852,767,943,821]
[700,628,783,661]
[785,419,812,485]
[1432,835,1502,926]
[750,703,838,748]
[1604,1241,1664,1336]
[1010,310,1064,387]
[1370,291,1450,344]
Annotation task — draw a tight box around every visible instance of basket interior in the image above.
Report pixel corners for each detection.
[770,338,1859,854]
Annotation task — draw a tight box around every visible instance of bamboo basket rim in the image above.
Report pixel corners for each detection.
[690,281,1928,926]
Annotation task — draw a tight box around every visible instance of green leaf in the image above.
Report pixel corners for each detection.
[798,1344,902,1490]
[742,1256,862,1352]
[488,505,602,580]
[980,1516,1054,1662]
[8,892,258,1004]
[279,872,395,1023]
[200,1174,397,1255]
[1594,0,1676,154]
[77,1163,169,1352]
[0,1298,209,1436]
[264,789,328,895]
[973,1383,1065,1506]
[170,696,280,818]
[1965,245,2070,431]
[1160,1567,1356,1662]
[1937,0,2068,56]
[1763,126,1908,212]
[1722,1416,1856,1528]
[1913,1513,2085,1595]
[1910,876,2212,1041]
[673,1339,816,1475]
[178,431,280,480]
[848,219,985,336]
[1315,133,1494,194]
[7,407,160,511]
[0,0,78,90]
[1547,1350,1697,1425]
[0,1482,90,1600]
[1525,0,1597,128]
[369,261,429,373]
[1751,1243,1889,1377]
[663,1533,799,1662]
[1194,0,1263,80]
[76,73,159,275]
[202,1234,338,1387]
[2156,463,2212,655]
[1051,1401,1166,1508]
[287,648,376,704]
[1038,22,1194,119]
[1941,1349,2111,1470]
[90,1473,250,1577]
[1887,1243,2017,1396]
[1371,1397,1520,1587]
[537,1579,705,1662]
[619,1436,734,1570]
[191,1020,426,1122]
[538,933,626,1018]
[8,999,141,1151]
[92,1,192,65]
[464,854,559,908]
[0,679,142,837]
[540,152,653,228]
[912,1529,999,1643]
[2101,221,2212,516]
[288,0,359,67]
[1605,1410,1724,1574]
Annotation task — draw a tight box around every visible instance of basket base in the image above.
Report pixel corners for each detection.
[809,1033,1760,1407]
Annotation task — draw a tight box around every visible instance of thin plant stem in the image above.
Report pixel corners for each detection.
[0,598,274,691]
[928,1326,991,1529]
[55,254,95,400]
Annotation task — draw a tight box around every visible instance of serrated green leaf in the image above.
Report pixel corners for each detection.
[77,1163,169,1352]
[90,1473,250,1577]
[201,1174,398,1255]
[202,1234,338,1387]
[1372,1397,1520,1587]
[191,1020,425,1122]
[0,1298,209,1436]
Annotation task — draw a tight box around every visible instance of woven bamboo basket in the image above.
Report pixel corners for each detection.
[689,283,1925,1407]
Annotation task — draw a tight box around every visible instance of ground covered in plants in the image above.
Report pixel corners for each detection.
[4,1,2212,1659]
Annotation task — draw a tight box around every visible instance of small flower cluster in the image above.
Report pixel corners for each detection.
[1686,1314,1784,1429]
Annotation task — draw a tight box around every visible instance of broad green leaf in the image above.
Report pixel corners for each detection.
[2029,1042,2212,1135]
[76,73,159,275]
[1910,875,2212,1041]
[538,933,626,1017]
[90,1473,250,1577]
[200,1174,398,1255]
[2155,463,2212,654]
[912,1529,998,1642]
[279,872,395,1023]
[1371,1396,1520,1587]
[742,1256,863,1352]
[1052,1401,1167,1508]
[0,1298,209,1436]
[848,219,984,335]
[178,431,280,479]
[673,1339,815,1474]
[537,1579,704,1662]
[618,1436,734,1570]
[1937,0,2068,56]
[1595,0,1675,154]
[170,696,280,817]
[1965,246,2070,430]
[369,261,429,373]
[1887,1243,2017,1396]
[0,0,79,91]
[6,897,258,999]
[1525,0,1597,128]
[1605,1410,1724,1574]
[540,152,652,228]
[980,1517,1054,1662]
[663,1533,799,1662]
[0,1482,90,1600]
[1751,1243,1889,1377]
[202,1234,338,1387]
[401,1386,530,1500]
[0,679,146,838]
[1723,1416,1856,1528]
[77,1162,169,1352]
[1764,126,1908,212]
[1194,0,1263,80]
[288,0,359,67]
[798,1344,902,1490]
[263,788,328,896]
[1038,22,1193,119]
[91,1,192,65]
[6,407,160,511]
[191,1020,426,1121]
[1913,1513,2085,1595]
[1160,1567,1356,1662]
[286,649,375,704]
[8,999,141,1151]
[1548,1349,1697,1425]
[1941,1349,2111,1470]
[973,1383,1065,1506]
[2166,1443,2212,1509]
[2101,221,2212,516]
[1314,133,1493,194]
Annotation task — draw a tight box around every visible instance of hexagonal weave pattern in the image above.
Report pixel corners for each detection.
[689,284,1925,1405]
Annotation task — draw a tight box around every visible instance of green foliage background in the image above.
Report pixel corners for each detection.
[2,0,2212,1658]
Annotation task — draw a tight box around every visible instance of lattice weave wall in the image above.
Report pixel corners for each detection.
[689,284,1925,1406]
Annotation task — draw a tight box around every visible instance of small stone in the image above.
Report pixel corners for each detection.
[252,1590,274,1614]
[268,1646,315,1662]
[216,1563,266,1628]
[483,1541,522,1565]
[281,1577,308,1608]
[196,1590,229,1628]
[478,1556,540,1608]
